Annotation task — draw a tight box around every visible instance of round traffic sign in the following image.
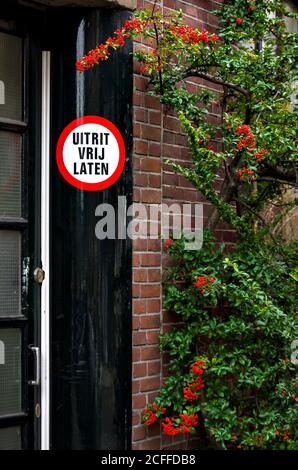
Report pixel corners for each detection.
[56,116,126,191]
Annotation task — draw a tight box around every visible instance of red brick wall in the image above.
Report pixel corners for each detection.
[131,0,230,450]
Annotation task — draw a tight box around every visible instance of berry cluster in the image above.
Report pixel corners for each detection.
[169,25,219,44]
[235,125,269,183]
[76,18,147,72]
[143,403,166,426]
[183,358,206,402]
[194,275,215,294]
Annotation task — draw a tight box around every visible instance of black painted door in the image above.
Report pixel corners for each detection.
[50,8,133,450]
[0,6,42,450]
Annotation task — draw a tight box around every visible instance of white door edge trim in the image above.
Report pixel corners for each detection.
[41,50,51,451]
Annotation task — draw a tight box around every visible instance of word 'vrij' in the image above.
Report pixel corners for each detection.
[72,132,110,175]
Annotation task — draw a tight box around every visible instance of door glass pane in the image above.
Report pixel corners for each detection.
[0,32,22,121]
[0,426,21,450]
[0,132,22,217]
[0,328,21,415]
[0,231,21,317]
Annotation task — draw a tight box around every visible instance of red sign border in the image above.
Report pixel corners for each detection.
[56,115,126,191]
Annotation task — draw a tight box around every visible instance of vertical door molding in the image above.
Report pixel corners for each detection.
[41,50,51,450]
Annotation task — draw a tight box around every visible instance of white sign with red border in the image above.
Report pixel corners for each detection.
[56,116,125,191]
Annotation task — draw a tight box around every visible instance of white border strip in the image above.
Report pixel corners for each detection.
[41,51,51,450]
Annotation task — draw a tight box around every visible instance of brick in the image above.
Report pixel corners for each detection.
[132,394,147,409]
[132,379,140,394]
[133,362,147,378]
[133,284,141,298]
[140,315,160,329]
[141,189,161,204]
[133,157,141,171]
[140,158,161,173]
[147,240,161,251]
[133,254,140,267]
[140,284,160,298]
[141,125,161,142]
[134,76,149,92]
[148,269,161,282]
[134,172,148,186]
[140,345,160,361]
[149,142,161,157]
[197,0,213,9]
[163,131,175,144]
[133,92,142,106]
[133,239,148,251]
[133,331,147,346]
[148,174,161,188]
[137,438,161,450]
[133,316,140,330]
[134,140,148,155]
[133,268,147,282]
[147,391,159,403]
[133,122,141,137]
[146,330,160,345]
[163,143,180,159]
[163,185,185,200]
[163,172,179,186]
[132,347,141,362]
[133,426,146,441]
[133,299,146,314]
[164,0,175,8]
[134,108,148,122]
[144,95,161,110]
[146,299,161,313]
[148,360,160,376]
[132,412,140,426]
[140,375,160,391]
[133,188,140,202]
[164,116,181,133]
[149,111,161,126]
[175,133,188,146]
[148,425,161,438]
[141,253,161,267]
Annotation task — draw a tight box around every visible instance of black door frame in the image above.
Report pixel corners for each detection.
[49,7,133,450]
[0,3,43,450]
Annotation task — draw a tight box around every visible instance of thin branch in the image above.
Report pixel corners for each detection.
[235,198,280,246]
[151,0,158,16]
[223,158,235,188]
[258,177,298,187]
[261,164,298,184]
[183,69,251,123]
[153,21,164,95]
[183,70,250,100]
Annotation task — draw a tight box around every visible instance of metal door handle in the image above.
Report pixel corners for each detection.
[28,345,40,386]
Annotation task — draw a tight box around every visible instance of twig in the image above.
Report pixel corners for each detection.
[152,19,164,95]
[151,0,158,17]
[235,198,280,246]
[183,70,250,101]
[183,69,251,123]
[258,177,298,187]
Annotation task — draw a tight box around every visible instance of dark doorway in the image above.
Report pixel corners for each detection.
[50,8,133,450]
